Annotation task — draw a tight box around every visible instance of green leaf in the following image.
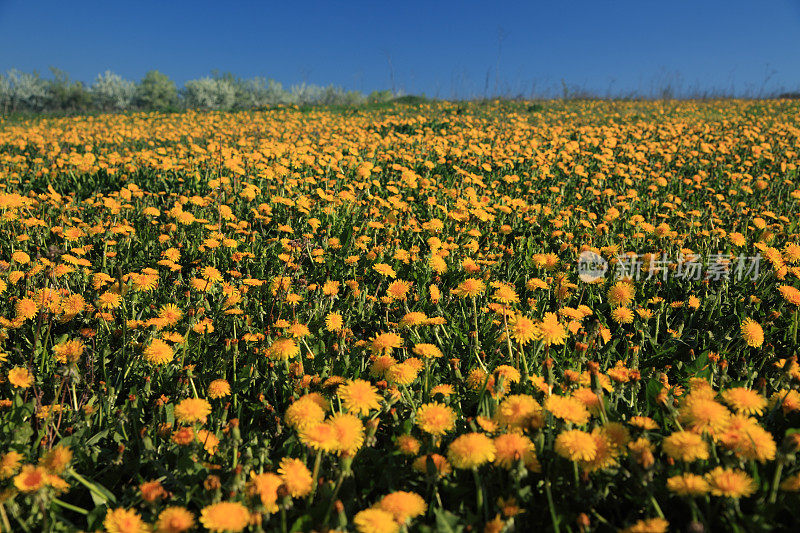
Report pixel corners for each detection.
[290,515,313,532]
[434,508,463,533]
[70,470,117,505]
[165,402,175,426]
[85,429,109,446]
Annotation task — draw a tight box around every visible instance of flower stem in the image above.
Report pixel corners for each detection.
[503,312,515,369]
[545,479,560,533]
[769,456,785,504]
[472,468,485,517]
[322,469,346,526]
[308,449,323,502]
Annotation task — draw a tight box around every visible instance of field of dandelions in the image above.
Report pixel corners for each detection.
[0,100,800,532]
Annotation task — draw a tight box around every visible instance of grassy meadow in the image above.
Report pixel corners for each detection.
[0,99,799,532]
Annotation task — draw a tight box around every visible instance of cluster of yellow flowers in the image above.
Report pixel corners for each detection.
[0,100,799,531]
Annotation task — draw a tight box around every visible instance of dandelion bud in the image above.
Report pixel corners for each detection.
[289,362,303,377]
[276,484,289,499]
[204,475,221,491]
[366,418,380,435]
[782,433,800,453]
[784,358,799,380]
[484,517,505,533]
[229,419,241,441]
[688,521,705,533]
[656,388,669,406]
[590,374,603,395]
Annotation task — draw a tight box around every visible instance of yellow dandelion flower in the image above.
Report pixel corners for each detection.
[555,429,597,462]
[704,467,757,498]
[8,367,33,388]
[353,508,399,533]
[378,491,427,523]
[278,457,312,497]
[338,379,382,416]
[447,432,495,469]
[173,398,211,425]
[415,402,456,436]
[144,339,174,365]
[207,379,231,399]
[199,501,251,532]
[103,508,149,533]
[741,317,764,348]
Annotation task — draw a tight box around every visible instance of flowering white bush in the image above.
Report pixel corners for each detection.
[182,77,236,110]
[0,68,392,114]
[0,69,49,112]
[91,71,135,111]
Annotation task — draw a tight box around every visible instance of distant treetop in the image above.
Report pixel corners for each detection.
[0,68,400,115]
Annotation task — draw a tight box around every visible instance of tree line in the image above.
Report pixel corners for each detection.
[0,68,398,115]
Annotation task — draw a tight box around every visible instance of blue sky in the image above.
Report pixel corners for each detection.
[1,0,799,97]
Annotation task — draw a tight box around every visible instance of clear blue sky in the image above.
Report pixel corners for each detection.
[1,0,799,98]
